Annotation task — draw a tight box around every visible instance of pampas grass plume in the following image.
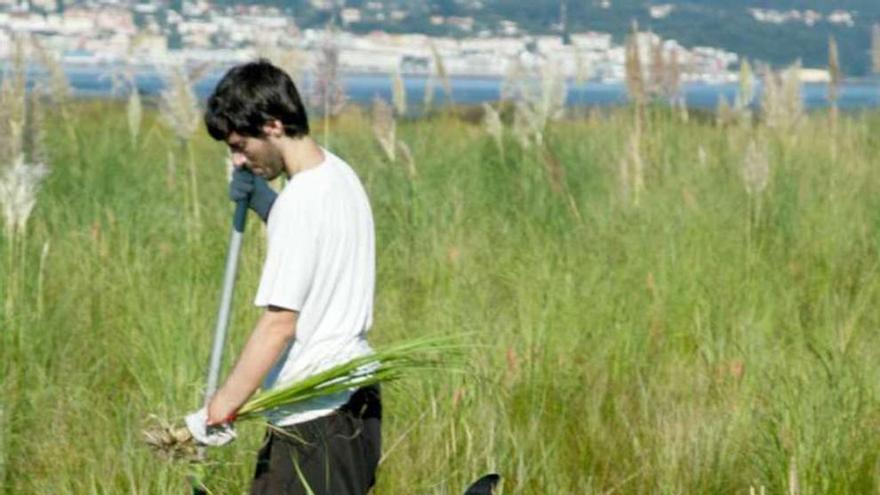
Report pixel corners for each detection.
[159,66,200,143]
[0,154,50,236]
[482,103,503,154]
[372,98,396,162]
[127,81,142,146]
[392,69,407,116]
[742,139,770,196]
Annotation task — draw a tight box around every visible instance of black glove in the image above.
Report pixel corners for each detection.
[229,167,277,223]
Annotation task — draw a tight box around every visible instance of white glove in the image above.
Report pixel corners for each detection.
[184,407,237,447]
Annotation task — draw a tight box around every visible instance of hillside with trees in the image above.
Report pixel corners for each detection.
[220,0,880,75]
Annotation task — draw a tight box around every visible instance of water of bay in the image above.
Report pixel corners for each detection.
[11,65,880,110]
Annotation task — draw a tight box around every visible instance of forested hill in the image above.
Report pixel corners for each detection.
[543,1,880,76]
[223,0,880,76]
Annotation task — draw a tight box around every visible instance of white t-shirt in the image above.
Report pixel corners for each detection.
[254,148,375,426]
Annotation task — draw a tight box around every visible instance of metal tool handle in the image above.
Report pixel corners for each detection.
[192,199,248,495]
[203,199,248,403]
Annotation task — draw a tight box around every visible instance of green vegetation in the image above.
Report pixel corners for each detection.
[2,99,880,493]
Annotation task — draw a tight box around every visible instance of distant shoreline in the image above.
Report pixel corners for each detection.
[2,62,878,110]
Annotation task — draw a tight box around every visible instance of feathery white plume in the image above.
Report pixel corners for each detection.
[0,154,50,235]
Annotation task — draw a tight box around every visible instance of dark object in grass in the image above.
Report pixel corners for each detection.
[464,473,501,495]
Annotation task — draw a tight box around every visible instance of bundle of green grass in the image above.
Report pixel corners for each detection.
[144,336,458,459]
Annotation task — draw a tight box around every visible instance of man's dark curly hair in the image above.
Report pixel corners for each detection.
[204,59,309,141]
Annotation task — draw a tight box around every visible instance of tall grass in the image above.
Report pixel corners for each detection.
[2,92,880,494]
[158,65,202,231]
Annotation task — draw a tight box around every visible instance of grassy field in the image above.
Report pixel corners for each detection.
[2,97,880,494]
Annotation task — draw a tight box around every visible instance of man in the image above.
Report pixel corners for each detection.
[187,59,380,495]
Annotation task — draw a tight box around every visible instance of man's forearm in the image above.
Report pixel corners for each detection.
[208,309,296,424]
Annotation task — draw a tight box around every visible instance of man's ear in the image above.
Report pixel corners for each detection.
[262,119,284,138]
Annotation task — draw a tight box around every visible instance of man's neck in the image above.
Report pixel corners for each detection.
[280,136,326,178]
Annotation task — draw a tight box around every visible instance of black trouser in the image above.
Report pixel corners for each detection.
[250,386,382,495]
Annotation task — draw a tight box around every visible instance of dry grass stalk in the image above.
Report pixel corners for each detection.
[506,61,567,149]
[761,63,803,132]
[429,41,453,103]
[512,102,534,149]
[630,132,645,206]
[423,74,435,113]
[742,139,770,197]
[0,403,5,484]
[618,128,645,206]
[24,88,48,167]
[107,68,130,97]
[540,61,567,122]
[512,101,541,149]
[503,64,573,202]
[255,43,306,84]
[159,65,201,225]
[0,36,28,166]
[392,69,407,116]
[540,146,565,194]
[663,47,682,101]
[760,67,781,125]
[697,146,708,168]
[127,73,142,146]
[715,95,734,127]
[827,36,841,132]
[311,30,347,144]
[186,62,215,87]
[165,150,176,190]
[159,66,200,143]
[676,96,689,123]
[781,63,805,128]
[29,37,82,157]
[624,26,646,109]
[372,97,397,162]
[310,32,348,119]
[872,24,880,74]
[370,97,415,177]
[500,56,525,102]
[31,37,71,107]
[737,59,755,106]
[788,457,800,495]
[827,37,841,103]
[734,59,755,125]
[649,35,666,98]
[625,23,648,135]
[573,44,590,85]
[36,240,50,316]
[482,103,504,156]
[396,139,417,179]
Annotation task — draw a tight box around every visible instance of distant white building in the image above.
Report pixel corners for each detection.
[827,10,855,27]
[535,35,564,54]
[447,16,474,32]
[803,10,822,26]
[130,33,167,59]
[650,4,674,19]
[309,0,335,11]
[498,20,518,36]
[341,8,361,25]
[570,32,611,51]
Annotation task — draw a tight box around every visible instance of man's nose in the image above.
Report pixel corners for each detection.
[231,152,248,167]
